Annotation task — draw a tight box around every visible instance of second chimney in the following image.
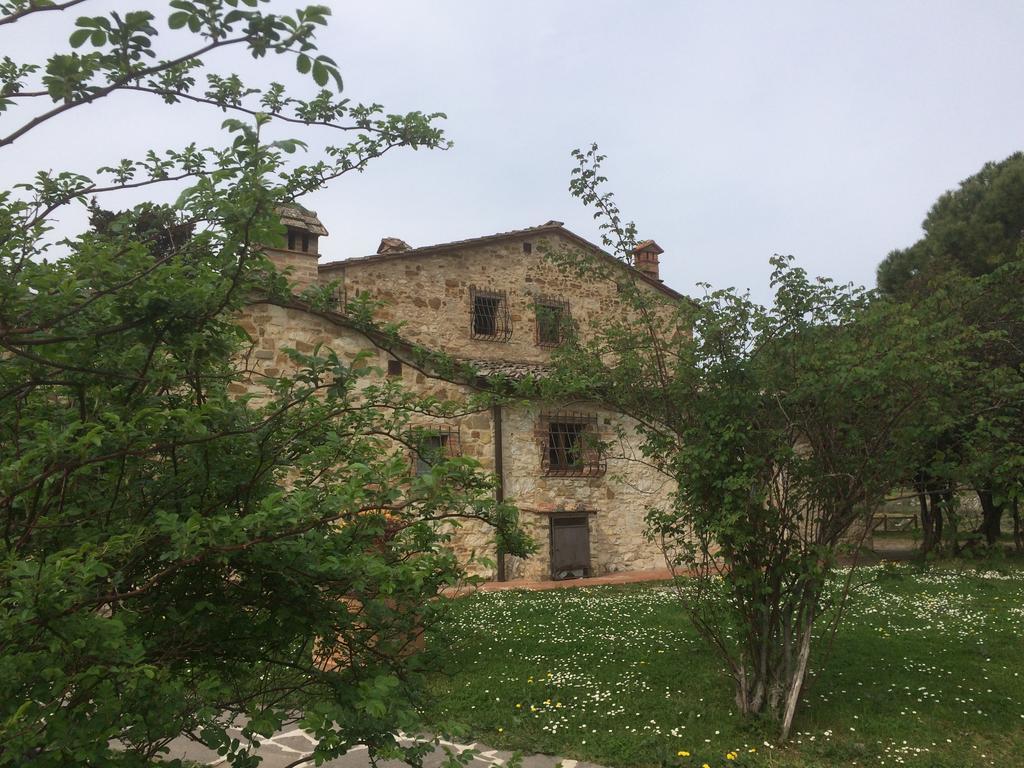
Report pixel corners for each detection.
[376,237,411,255]
[632,240,664,281]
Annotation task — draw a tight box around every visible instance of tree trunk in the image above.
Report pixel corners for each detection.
[779,621,813,742]
[977,489,1004,547]
[926,491,946,553]
[915,471,946,555]
[735,663,751,715]
[1012,499,1022,554]
[937,489,950,544]
[917,480,935,554]
[730,591,822,742]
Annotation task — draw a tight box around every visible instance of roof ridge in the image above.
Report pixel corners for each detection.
[319,221,565,268]
[317,221,688,303]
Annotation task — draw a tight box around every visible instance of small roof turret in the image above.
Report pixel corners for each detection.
[277,204,328,236]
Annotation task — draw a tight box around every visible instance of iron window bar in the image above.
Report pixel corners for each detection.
[540,411,605,477]
[469,286,513,341]
[412,424,462,475]
[327,284,347,312]
[535,296,571,346]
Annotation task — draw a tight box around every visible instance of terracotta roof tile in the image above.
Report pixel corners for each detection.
[633,239,664,254]
[461,358,551,380]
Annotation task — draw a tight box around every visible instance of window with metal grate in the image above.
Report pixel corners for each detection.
[535,297,570,346]
[469,287,512,341]
[326,284,347,312]
[412,425,461,475]
[541,412,605,477]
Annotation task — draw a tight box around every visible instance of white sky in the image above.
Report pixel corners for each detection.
[3,1,1023,304]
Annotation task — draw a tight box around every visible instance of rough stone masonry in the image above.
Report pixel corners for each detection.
[238,207,683,582]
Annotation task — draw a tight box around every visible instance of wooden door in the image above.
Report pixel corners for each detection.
[549,514,591,580]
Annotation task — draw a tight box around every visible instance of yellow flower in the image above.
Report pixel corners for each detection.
[726,752,737,761]
[677,749,691,756]
[702,763,711,768]
[515,703,522,709]
[497,727,504,732]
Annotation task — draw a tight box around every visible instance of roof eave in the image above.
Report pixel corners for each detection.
[318,223,688,303]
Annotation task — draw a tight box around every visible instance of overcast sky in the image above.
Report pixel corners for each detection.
[4,1,1023,304]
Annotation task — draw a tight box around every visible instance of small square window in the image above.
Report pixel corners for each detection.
[328,285,346,311]
[469,287,512,341]
[536,299,570,346]
[541,413,605,477]
[412,426,461,475]
[547,421,585,470]
[387,359,402,377]
[523,241,533,254]
[415,434,448,475]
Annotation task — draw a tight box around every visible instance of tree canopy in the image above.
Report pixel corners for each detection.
[0,3,524,765]
[877,152,1024,297]
[540,145,971,740]
[876,152,1024,552]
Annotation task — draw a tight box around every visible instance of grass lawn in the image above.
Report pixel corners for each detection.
[423,563,1024,768]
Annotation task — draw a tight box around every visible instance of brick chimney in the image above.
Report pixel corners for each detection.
[376,237,411,254]
[632,240,664,281]
[265,204,328,291]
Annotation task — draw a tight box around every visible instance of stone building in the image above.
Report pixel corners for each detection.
[243,206,685,582]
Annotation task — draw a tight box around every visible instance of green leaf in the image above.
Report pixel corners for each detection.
[168,11,190,29]
[311,61,328,87]
[69,29,91,48]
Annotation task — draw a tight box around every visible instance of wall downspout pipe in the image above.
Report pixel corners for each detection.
[493,402,506,582]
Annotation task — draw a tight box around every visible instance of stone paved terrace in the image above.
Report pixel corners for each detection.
[439,566,674,597]
[165,728,607,768]
[477,567,674,592]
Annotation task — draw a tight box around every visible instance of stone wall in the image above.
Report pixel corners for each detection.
[500,403,674,580]
[234,300,676,583]
[235,301,500,576]
[250,221,687,583]
[263,247,320,292]
[318,232,679,365]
